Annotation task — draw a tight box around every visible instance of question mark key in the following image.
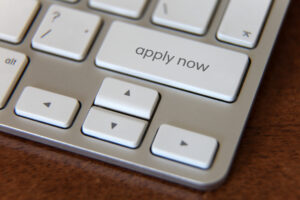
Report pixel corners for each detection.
[31,5,101,60]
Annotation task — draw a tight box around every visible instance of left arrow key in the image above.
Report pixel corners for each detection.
[15,87,80,128]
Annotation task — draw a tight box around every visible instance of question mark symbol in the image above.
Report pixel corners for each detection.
[52,11,61,22]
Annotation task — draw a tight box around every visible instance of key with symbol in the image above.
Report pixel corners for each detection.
[82,107,148,148]
[0,47,28,108]
[94,78,159,120]
[32,5,101,60]
[15,87,80,128]
[217,0,272,48]
[152,0,218,35]
[152,124,218,169]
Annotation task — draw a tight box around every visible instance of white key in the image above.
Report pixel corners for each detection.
[32,5,101,60]
[89,0,148,18]
[96,21,249,102]
[152,124,218,169]
[82,107,148,148]
[0,0,40,43]
[58,0,78,2]
[15,87,80,128]
[94,78,159,120]
[152,0,218,35]
[0,48,28,108]
[217,0,272,48]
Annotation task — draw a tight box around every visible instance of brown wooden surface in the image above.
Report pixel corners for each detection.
[0,1,299,200]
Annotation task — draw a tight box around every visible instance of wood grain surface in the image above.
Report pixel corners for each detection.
[0,1,299,200]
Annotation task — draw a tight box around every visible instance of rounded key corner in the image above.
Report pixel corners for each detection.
[215,33,257,50]
[82,128,143,150]
[0,36,21,45]
[150,146,214,171]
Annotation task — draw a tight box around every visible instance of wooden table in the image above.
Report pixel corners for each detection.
[1,1,299,199]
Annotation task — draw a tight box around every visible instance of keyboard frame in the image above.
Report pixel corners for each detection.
[0,0,290,190]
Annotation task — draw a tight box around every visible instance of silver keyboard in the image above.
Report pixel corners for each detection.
[0,0,290,190]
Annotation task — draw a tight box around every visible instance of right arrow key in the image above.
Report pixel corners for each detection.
[152,124,218,169]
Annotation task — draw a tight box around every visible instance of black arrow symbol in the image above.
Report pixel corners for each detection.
[180,140,188,146]
[43,102,51,108]
[124,90,130,96]
[111,122,117,129]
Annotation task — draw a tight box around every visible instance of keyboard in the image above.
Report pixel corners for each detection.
[0,0,290,190]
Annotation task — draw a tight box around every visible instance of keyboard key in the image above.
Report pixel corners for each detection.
[152,0,218,35]
[94,78,159,120]
[217,0,272,48]
[96,21,249,102]
[152,124,218,169]
[0,0,40,43]
[0,48,28,108]
[15,87,80,128]
[89,0,148,18]
[58,0,78,3]
[32,5,101,60]
[82,107,148,148]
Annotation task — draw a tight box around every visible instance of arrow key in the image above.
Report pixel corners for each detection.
[82,107,148,148]
[152,124,218,169]
[95,77,159,119]
[15,87,79,128]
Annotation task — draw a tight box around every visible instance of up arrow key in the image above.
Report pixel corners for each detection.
[43,102,51,108]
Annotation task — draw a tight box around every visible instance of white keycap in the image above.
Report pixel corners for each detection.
[217,0,272,48]
[0,48,28,108]
[89,0,148,18]
[58,0,78,2]
[32,5,101,60]
[0,0,40,43]
[152,0,218,35]
[96,21,249,102]
[152,124,218,169]
[94,78,159,120]
[15,87,80,128]
[82,107,148,148]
